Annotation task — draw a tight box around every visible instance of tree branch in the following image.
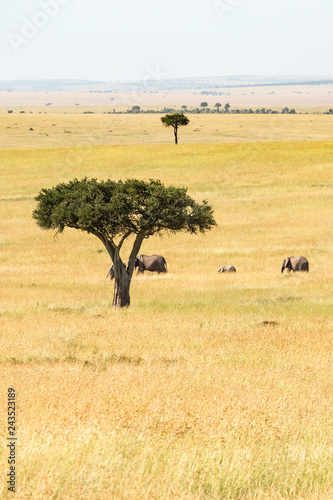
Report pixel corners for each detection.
[91,229,116,260]
[118,231,131,251]
[127,231,145,278]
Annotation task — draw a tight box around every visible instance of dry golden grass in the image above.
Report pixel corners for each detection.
[0,139,332,498]
[0,112,333,149]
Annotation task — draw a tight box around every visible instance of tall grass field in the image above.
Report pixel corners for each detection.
[0,138,333,498]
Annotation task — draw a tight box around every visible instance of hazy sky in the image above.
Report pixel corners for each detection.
[1,0,332,81]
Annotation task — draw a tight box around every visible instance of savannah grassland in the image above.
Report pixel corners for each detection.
[0,113,333,499]
[1,111,333,148]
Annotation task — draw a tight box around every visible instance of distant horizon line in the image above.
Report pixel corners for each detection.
[2,75,333,94]
[1,74,333,84]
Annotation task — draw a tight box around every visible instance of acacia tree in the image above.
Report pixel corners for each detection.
[33,178,216,308]
[161,113,189,144]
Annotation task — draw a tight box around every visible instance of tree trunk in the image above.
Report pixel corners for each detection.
[113,273,131,307]
[112,252,131,308]
[174,126,178,144]
[101,232,145,308]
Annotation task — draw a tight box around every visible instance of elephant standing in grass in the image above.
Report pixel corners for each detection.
[106,264,115,280]
[106,262,127,280]
[135,255,167,274]
[281,256,309,273]
[218,265,236,273]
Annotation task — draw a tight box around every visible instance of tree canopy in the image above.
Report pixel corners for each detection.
[33,177,216,307]
[160,113,190,144]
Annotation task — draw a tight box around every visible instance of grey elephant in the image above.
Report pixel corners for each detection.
[218,265,236,273]
[281,256,309,273]
[106,262,128,280]
[135,254,167,274]
[106,264,115,280]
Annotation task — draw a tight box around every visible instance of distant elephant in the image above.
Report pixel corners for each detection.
[106,262,128,280]
[281,256,309,273]
[106,264,115,280]
[134,254,167,274]
[218,265,236,273]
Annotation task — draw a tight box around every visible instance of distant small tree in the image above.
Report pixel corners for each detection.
[282,107,289,114]
[215,103,222,112]
[161,113,190,144]
[200,102,208,108]
[224,103,230,113]
[33,178,216,308]
[289,108,296,114]
[181,105,188,110]
[132,105,141,113]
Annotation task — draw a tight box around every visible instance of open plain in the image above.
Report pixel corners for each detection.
[1,82,333,108]
[0,112,332,499]
[1,111,333,149]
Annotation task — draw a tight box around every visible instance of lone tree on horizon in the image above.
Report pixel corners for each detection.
[161,113,189,144]
[33,178,216,308]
